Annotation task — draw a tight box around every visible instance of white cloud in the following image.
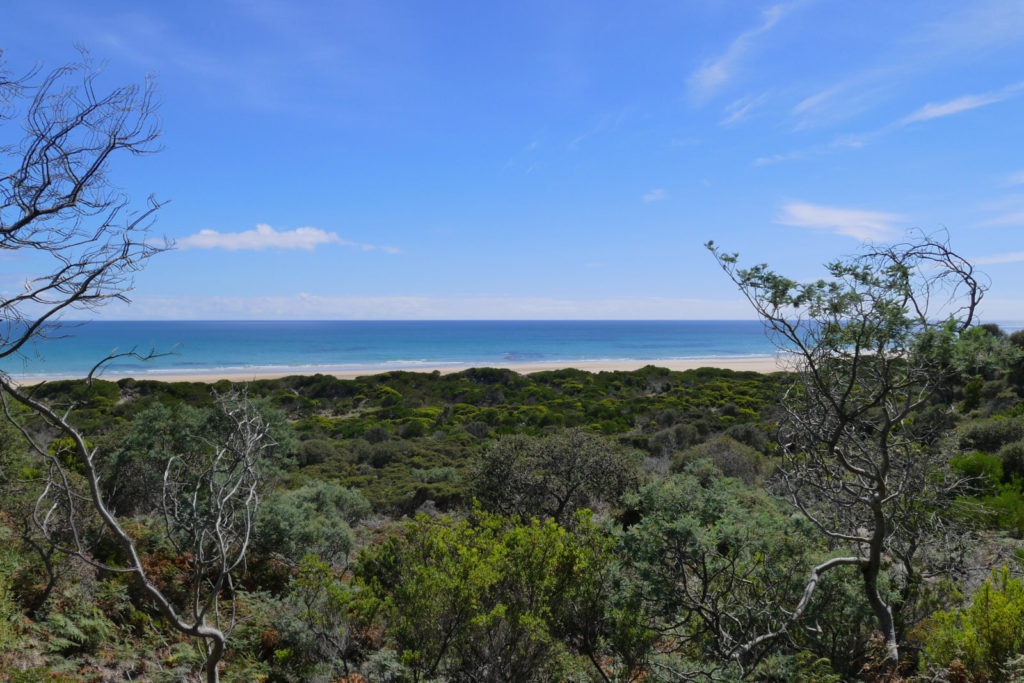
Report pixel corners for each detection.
[94,294,758,321]
[720,93,770,126]
[971,251,1024,265]
[753,134,872,166]
[1006,171,1024,185]
[754,150,807,166]
[178,223,397,253]
[790,1,1024,129]
[643,188,667,202]
[689,3,796,102]
[901,83,1023,124]
[790,68,898,129]
[776,202,905,241]
[764,79,1023,166]
[792,85,842,117]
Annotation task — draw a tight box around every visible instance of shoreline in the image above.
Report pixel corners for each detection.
[12,356,788,385]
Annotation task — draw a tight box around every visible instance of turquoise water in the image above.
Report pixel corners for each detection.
[5,319,1020,381]
[1,320,779,380]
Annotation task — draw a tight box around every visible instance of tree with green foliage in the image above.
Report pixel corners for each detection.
[472,428,640,526]
[354,509,650,682]
[618,470,823,678]
[708,234,1013,669]
[104,402,214,516]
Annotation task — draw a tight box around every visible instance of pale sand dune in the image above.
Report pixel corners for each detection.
[102,356,788,384]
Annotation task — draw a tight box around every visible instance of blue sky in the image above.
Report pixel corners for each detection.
[3,0,1024,321]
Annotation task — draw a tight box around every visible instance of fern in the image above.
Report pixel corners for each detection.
[42,606,115,655]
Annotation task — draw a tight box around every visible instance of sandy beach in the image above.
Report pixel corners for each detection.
[84,356,787,384]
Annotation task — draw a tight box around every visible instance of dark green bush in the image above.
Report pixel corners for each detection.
[363,425,391,444]
[368,440,410,468]
[998,440,1024,482]
[297,439,335,466]
[959,416,1024,453]
[724,422,769,453]
[671,435,767,486]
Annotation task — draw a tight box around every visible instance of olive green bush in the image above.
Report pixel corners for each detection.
[921,566,1024,680]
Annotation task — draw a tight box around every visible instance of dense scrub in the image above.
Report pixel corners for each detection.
[2,354,1024,680]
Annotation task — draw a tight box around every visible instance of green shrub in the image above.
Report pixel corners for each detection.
[411,467,459,484]
[354,510,646,682]
[0,528,21,653]
[297,439,336,466]
[649,423,697,457]
[671,435,767,485]
[959,417,1024,453]
[999,441,1024,482]
[462,421,491,439]
[399,418,430,439]
[363,425,391,444]
[724,422,769,453]
[39,584,117,656]
[980,486,1024,537]
[951,451,1003,491]
[921,566,1024,679]
[368,440,409,468]
[473,429,640,525]
[256,481,370,565]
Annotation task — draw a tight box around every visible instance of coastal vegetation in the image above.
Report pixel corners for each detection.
[2,347,1024,680]
[4,48,1024,683]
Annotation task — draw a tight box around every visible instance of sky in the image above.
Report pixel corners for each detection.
[2,0,1024,321]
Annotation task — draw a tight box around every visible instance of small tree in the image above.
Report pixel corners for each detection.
[707,234,1007,669]
[618,471,823,678]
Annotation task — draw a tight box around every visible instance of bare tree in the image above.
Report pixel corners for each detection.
[707,234,1000,670]
[2,387,271,682]
[0,49,163,361]
[0,51,273,682]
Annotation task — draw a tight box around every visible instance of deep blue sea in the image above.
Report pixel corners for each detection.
[5,319,1021,381]
[1,320,783,380]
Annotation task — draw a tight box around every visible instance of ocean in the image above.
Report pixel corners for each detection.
[5,319,1021,381]
[1,320,779,380]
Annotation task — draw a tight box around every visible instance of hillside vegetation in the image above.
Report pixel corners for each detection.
[2,341,1024,680]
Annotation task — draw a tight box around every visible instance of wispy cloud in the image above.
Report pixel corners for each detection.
[971,251,1024,265]
[791,2,1024,129]
[643,188,667,202]
[776,202,905,241]
[753,134,871,166]
[1005,171,1024,186]
[901,82,1024,124]
[978,211,1024,228]
[762,80,1023,166]
[720,93,770,126]
[178,223,398,252]
[569,110,630,149]
[689,3,797,102]
[790,68,901,129]
[505,140,541,173]
[754,150,808,166]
